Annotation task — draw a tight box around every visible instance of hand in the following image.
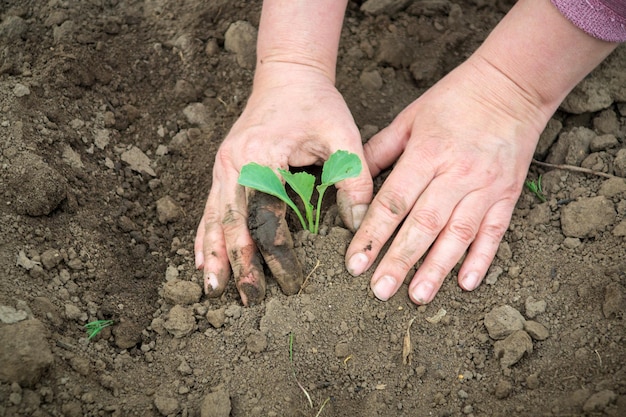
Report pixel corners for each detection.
[195,63,373,305]
[345,55,550,305]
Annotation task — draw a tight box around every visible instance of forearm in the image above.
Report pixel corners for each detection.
[255,0,348,84]
[475,0,618,120]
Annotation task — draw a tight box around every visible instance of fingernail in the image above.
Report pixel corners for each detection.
[411,282,434,304]
[351,204,368,230]
[205,272,218,291]
[347,252,369,276]
[462,271,481,291]
[195,251,204,269]
[372,275,397,301]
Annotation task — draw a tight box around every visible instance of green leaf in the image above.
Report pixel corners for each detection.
[238,163,307,230]
[321,150,362,186]
[238,163,291,202]
[278,169,316,230]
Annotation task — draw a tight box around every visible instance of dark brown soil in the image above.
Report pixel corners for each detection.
[1,1,625,416]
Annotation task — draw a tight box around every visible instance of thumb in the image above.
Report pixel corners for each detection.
[333,147,374,232]
[363,115,411,177]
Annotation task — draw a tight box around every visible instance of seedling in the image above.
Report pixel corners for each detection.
[238,150,362,234]
[84,319,114,340]
[525,175,546,202]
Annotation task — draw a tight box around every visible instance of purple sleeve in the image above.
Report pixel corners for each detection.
[551,0,626,42]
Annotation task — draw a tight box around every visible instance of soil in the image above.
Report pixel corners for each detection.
[1,1,625,416]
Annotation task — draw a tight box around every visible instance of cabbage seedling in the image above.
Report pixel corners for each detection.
[238,150,362,234]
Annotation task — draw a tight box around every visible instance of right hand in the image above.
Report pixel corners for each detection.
[194,62,373,305]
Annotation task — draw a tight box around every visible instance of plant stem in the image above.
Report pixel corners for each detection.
[313,185,328,234]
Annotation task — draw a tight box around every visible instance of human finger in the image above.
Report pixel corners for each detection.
[333,144,374,231]
[195,184,232,298]
[402,192,492,304]
[344,146,435,278]
[456,198,514,292]
[247,190,303,295]
[365,169,476,302]
[219,169,267,306]
[362,113,412,177]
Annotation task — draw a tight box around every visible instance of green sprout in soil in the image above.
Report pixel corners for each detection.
[84,319,114,340]
[238,150,362,234]
[525,174,546,203]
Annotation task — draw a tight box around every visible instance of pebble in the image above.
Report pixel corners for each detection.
[162,279,202,305]
[206,308,226,328]
[164,305,195,338]
[560,196,616,238]
[154,395,179,416]
[156,196,182,224]
[41,249,62,270]
[523,320,550,341]
[224,20,257,69]
[13,83,30,97]
[64,303,84,321]
[0,319,54,387]
[359,69,383,90]
[484,266,503,286]
[483,305,525,340]
[120,146,156,176]
[582,390,617,413]
[614,149,626,178]
[526,373,540,390]
[493,330,533,368]
[112,320,142,349]
[201,388,231,417]
[524,296,547,319]
[0,305,28,324]
[183,102,211,127]
[494,379,512,399]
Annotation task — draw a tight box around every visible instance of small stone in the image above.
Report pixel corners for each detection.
[0,320,54,387]
[582,390,617,413]
[224,304,242,320]
[494,379,512,399]
[120,146,156,176]
[560,196,616,238]
[598,178,626,198]
[0,305,28,324]
[496,242,512,260]
[13,83,30,97]
[562,237,581,249]
[524,296,547,319]
[177,359,193,375]
[524,320,550,341]
[40,249,62,270]
[183,102,211,127]
[224,21,257,69]
[593,109,620,135]
[493,330,533,368]
[162,279,202,305]
[484,305,525,340]
[526,373,540,389]
[485,266,503,286]
[64,303,84,321]
[154,396,179,416]
[206,308,226,328]
[164,305,196,338]
[589,134,619,152]
[614,149,626,178]
[156,196,182,224]
[201,388,231,417]
[359,69,383,90]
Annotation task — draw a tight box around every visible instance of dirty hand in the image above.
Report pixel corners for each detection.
[345,56,547,305]
[195,63,372,306]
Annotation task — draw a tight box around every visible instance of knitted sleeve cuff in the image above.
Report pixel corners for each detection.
[551,0,626,42]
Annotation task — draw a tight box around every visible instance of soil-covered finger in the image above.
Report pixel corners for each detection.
[228,243,266,306]
[247,191,304,295]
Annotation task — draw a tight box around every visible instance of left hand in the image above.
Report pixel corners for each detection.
[345,55,550,304]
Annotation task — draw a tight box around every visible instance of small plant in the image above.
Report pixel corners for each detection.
[238,150,362,234]
[525,174,546,202]
[84,319,114,340]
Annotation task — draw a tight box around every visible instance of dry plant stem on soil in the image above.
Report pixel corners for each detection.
[289,332,331,414]
[531,159,619,179]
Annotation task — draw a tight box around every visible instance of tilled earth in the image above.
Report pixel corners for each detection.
[0,1,625,416]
